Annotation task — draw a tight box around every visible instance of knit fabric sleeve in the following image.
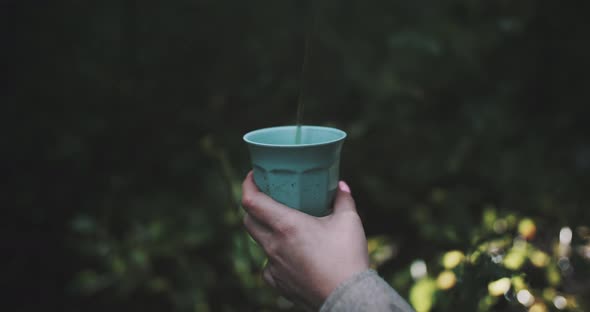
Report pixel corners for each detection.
[319,269,415,312]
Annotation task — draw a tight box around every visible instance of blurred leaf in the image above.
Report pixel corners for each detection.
[442,250,465,269]
[487,277,511,297]
[503,247,527,270]
[71,215,97,235]
[518,218,537,241]
[436,270,457,290]
[410,278,437,312]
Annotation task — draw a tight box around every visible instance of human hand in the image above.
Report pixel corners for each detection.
[241,171,369,310]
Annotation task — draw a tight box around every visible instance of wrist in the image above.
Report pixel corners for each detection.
[317,266,370,306]
[318,269,375,311]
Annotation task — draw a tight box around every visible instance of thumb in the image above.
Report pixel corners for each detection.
[332,181,357,215]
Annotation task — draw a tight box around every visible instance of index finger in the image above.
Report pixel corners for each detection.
[241,171,301,230]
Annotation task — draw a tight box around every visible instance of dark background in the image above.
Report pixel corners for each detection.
[7,0,590,311]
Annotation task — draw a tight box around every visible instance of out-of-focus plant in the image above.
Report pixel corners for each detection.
[68,136,285,311]
[378,208,590,312]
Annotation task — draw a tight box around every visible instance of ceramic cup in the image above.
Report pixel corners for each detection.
[243,125,347,217]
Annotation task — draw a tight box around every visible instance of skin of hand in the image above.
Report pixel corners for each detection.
[241,171,370,310]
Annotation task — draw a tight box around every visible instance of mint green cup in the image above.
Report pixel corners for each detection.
[243,126,347,217]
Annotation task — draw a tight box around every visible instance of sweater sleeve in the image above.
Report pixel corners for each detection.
[319,270,415,312]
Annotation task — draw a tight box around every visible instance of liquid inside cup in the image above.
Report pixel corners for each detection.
[243,125,346,146]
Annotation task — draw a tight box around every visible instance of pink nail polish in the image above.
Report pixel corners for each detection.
[339,181,351,193]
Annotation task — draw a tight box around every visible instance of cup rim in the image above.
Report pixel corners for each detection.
[243,125,347,148]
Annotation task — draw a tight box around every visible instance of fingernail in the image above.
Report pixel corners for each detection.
[339,181,351,194]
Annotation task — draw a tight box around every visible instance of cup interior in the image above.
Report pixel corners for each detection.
[243,126,346,147]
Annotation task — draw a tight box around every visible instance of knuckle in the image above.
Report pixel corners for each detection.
[241,194,255,209]
[262,273,272,285]
[262,267,275,287]
[275,219,297,237]
[262,239,285,262]
[264,241,280,258]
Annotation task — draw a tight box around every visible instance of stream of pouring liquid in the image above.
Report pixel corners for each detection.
[295,3,317,145]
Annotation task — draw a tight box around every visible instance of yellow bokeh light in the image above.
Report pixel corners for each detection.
[518,218,537,240]
[409,278,437,312]
[504,248,527,270]
[546,265,561,286]
[530,250,550,268]
[511,276,527,291]
[529,302,548,312]
[469,251,481,264]
[442,250,465,269]
[367,239,378,254]
[436,270,457,290]
[488,277,511,297]
[542,288,556,302]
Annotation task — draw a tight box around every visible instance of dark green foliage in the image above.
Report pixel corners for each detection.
[9,0,590,311]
